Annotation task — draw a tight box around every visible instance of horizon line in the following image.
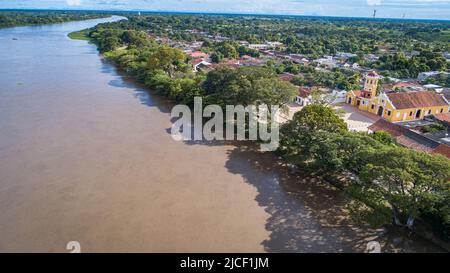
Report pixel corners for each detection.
[1,8,450,22]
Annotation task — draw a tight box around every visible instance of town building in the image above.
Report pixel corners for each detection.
[346,72,450,122]
[191,59,212,72]
[443,52,450,60]
[335,52,357,60]
[190,51,209,59]
[248,44,269,50]
[418,71,450,82]
[278,72,295,82]
[368,119,450,159]
[313,56,338,69]
[295,87,312,106]
[391,81,425,92]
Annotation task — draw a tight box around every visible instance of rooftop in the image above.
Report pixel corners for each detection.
[434,113,450,124]
[386,91,449,110]
[298,87,312,98]
[190,51,209,58]
[369,119,450,159]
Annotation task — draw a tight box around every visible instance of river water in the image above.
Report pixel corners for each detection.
[0,16,442,252]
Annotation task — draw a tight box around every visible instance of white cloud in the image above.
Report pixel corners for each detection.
[1,0,449,19]
[67,0,82,6]
[367,0,382,5]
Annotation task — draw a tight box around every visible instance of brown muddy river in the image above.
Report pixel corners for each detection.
[0,16,443,252]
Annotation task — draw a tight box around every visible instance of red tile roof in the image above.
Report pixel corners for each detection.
[432,144,450,159]
[190,51,209,58]
[190,59,204,65]
[298,87,312,98]
[367,71,379,77]
[368,119,408,137]
[395,135,435,153]
[386,91,449,110]
[278,73,295,82]
[392,82,420,89]
[369,119,450,159]
[434,113,450,123]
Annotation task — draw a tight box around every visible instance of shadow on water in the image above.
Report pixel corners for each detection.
[98,57,444,253]
[99,58,172,114]
[183,141,443,252]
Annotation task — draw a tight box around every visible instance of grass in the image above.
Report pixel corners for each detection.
[68,30,89,41]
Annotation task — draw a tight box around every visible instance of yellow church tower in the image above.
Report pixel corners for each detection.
[363,71,380,98]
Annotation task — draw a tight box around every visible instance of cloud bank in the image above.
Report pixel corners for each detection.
[0,0,449,20]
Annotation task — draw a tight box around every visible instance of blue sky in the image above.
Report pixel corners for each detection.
[1,0,450,19]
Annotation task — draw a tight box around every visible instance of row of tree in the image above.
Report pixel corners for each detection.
[89,27,297,108]
[103,14,449,55]
[371,51,448,78]
[278,104,450,236]
[0,11,108,28]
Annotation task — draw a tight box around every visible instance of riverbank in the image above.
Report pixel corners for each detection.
[68,30,90,40]
[0,17,444,253]
[84,23,449,252]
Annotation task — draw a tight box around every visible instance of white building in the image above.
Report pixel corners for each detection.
[313,56,338,69]
[424,84,444,93]
[295,88,312,106]
[335,52,357,59]
[266,41,284,48]
[443,52,450,60]
[248,44,269,50]
[418,71,450,82]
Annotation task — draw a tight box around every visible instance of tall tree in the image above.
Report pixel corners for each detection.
[148,46,188,77]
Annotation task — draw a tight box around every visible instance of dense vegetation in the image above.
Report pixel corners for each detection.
[99,14,449,78]
[88,26,297,108]
[278,104,450,237]
[101,14,450,52]
[0,11,108,28]
[371,51,448,78]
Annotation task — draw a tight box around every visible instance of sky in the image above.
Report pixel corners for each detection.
[1,0,450,20]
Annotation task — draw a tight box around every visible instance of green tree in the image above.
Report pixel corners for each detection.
[148,46,188,77]
[210,52,224,63]
[278,105,348,167]
[252,78,298,109]
[369,131,396,145]
[354,147,450,228]
[120,30,149,47]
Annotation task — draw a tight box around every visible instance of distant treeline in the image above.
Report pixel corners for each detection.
[0,11,109,28]
[96,14,449,79]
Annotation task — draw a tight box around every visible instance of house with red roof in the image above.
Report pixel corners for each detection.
[278,72,295,82]
[347,72,450,122]
[190,59,212,72]
[190,51,209,59]
[295,87,312,106]
[368,119,450,159]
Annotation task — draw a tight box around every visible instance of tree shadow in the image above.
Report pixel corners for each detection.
[98,57,443,253]
[183,141,444,252]
[234,144,445,252]
[100,58,172,114]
